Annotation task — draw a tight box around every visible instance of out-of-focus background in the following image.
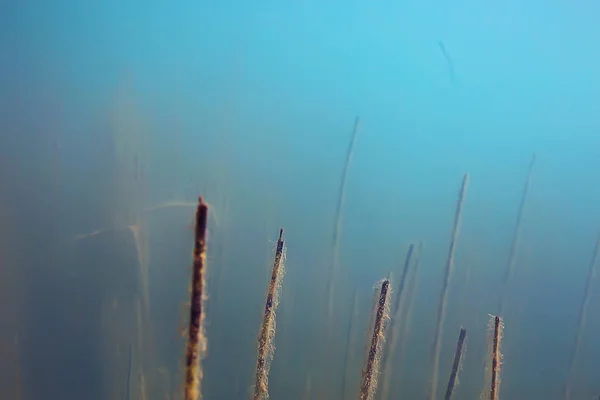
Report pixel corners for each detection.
[1,1,600,399]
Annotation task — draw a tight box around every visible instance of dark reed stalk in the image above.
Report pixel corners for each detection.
[395,242,423,385]
[564,233,600,400]
[360,279,391,400]
[253,229,286,400]
[444,328,467,400]
[380,244,415,400]
[183,197,208,400]
[490,316,502,400]
[326,116,361,325]
[428,173,469,400]
[391,244,415,324]
[499,153,536,315]
[341,288,360,400]
[437,41,455,81]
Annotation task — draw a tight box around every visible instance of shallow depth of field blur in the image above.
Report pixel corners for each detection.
[1,1,600,399]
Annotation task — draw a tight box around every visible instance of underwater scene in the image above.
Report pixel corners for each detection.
[1,1,600,399]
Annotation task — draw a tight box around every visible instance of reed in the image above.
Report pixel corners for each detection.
[253,229,286,400]
[341,288,360,400]
[490,316,503,400]
[564,233,600,399]
[444,328,467,400]
[360,279,391,400]
[394,242,423,392]
[380,244,416,400]
[326,116,361,327]
[429,173,469,400]
[183,197,209,400]
[499,153,535,315]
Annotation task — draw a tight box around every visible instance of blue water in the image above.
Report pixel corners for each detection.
[1,1,600,399]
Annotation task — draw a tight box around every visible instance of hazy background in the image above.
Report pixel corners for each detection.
[1,1,600,399]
